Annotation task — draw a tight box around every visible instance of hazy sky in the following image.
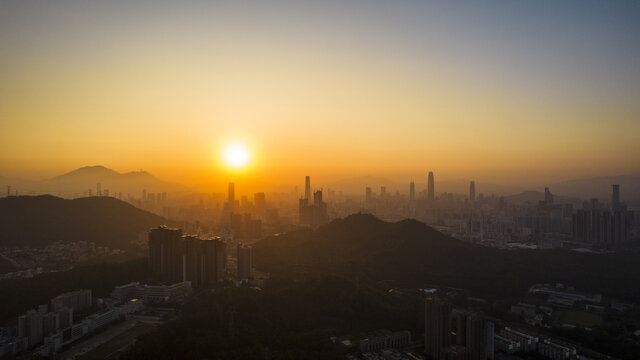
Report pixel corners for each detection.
[1,0,639,190]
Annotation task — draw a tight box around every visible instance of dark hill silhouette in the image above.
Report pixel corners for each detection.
[253,214,640,301]
[0,195,169,248]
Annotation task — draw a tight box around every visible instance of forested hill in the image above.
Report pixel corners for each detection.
[253,213,640,301]
[0,195,167,248]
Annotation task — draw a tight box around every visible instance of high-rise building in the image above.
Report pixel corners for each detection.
[254,192,266,212]
[409,182,415,203]
[57,308,73,330]
[228,182,235,211]
[424,296,451,360]
[42,312,59,336]
[544,187,554,205]
[231,213,262,239]
[50,290,92,312]
[470,181,476,203]
[365,187,373,204]
[612,184,620,211]
[299,177,328,227]
[428,172,435,202]
[149,226,184,283]
[380,186,386,198]
[96,183,102,197]
[237,244,252,280]
[305,176,311,200]
[464,313,488,360]
[572,208,631,244]
[487,322,495,360]
[452,309,491,360]
[149,226,226,287]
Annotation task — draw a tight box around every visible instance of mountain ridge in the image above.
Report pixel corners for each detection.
[0,195,170,248]
[253,214,640,301]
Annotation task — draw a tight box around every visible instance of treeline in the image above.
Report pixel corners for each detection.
[253,214,640,302]
[123,276,424,360]
[0,258,150,324]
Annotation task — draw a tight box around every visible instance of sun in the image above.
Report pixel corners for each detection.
[224,143,250,168]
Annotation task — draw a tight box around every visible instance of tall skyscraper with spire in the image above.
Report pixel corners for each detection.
[428,171,435,202]
[305,176,311,200]
[299,176,327,227]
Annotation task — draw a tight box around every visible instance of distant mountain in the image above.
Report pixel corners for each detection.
[545,174,640,202]
[253,214,640,301]
[54,165,120,180]
[0,165,188,197]
[0,195,169,248]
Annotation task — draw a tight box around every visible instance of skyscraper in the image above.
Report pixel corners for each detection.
[424,296,452,360]
[409,182,415,203]
[469,181,476,203]
[228,182,235,211]
[148,226,184,283]
[428,172,435,202]
[544,187,554,205]
[365,187,373,204]
[612,184,620,211]
[149,226,226,287]
[96,182,101,197]
[237,244,252,280]
[464,312,488,360]
[305,176,311,200]
[254,192,266,212]
[299,177,328,227]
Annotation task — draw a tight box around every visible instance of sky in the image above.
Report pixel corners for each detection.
[1,0,639,191]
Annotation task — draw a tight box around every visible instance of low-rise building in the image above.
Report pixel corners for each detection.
[500,327,538,352]
[111,281,191,303]
[359,330,412,353]
[494,335,520,354]
[537,339,576,360]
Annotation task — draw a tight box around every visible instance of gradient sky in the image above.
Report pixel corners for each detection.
[1,0,639,190]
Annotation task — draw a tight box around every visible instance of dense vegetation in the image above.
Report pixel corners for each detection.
[124,276,423,360]
[0,258,150,323]
[0,195,168,248]
[253,214,640,302]
[0,255,15,273]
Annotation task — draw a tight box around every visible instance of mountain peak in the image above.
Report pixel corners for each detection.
[55,165,119,179]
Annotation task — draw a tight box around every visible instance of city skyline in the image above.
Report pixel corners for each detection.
[1,1,640,359]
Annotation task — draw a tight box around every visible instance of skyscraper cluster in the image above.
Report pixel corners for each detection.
[571,185,632,244]
[299,176,328,227]
[149,226,226,287]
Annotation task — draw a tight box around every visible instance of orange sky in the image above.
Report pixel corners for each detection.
[1,1,639,191]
